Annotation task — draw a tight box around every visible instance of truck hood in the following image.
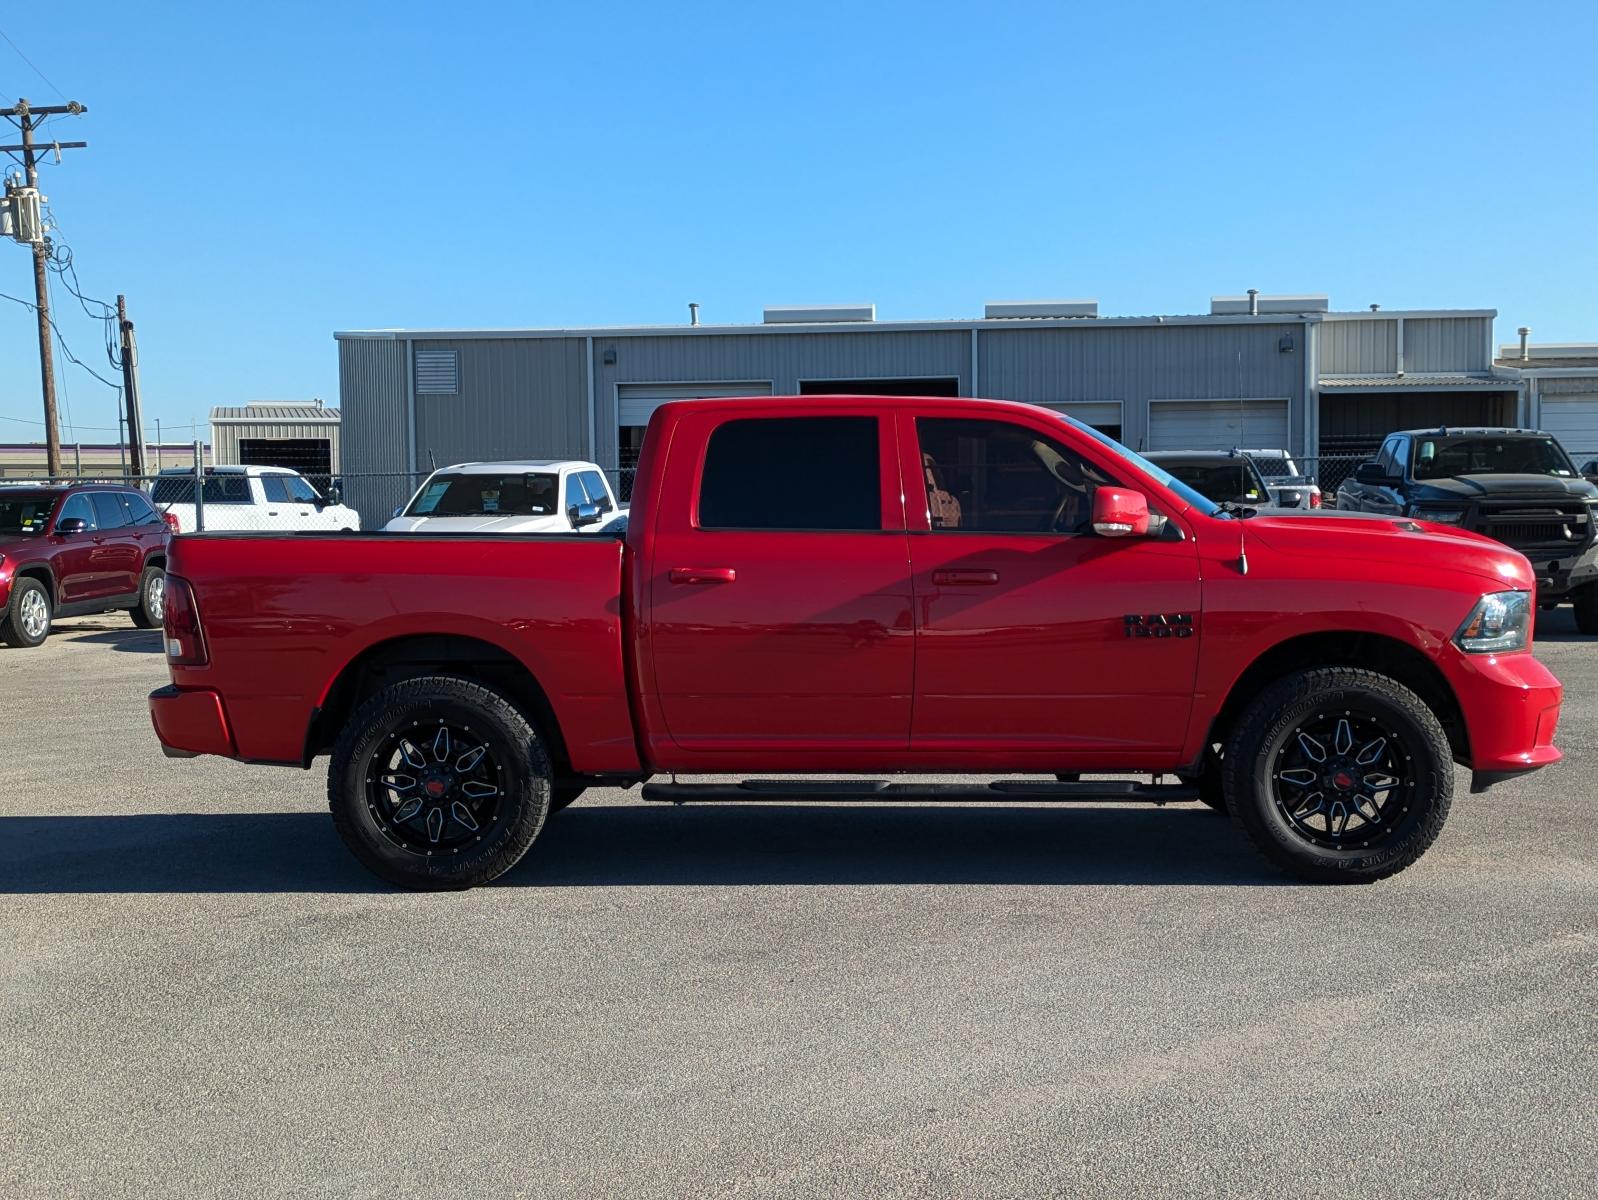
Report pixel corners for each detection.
[1241,510,1534,590]
[383,514,569,534]
[1409,474,1598,501]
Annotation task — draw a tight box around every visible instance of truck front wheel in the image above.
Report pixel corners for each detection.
[1572,584,1598,635]
[1221,668,1453,883]
[328,674,552,890]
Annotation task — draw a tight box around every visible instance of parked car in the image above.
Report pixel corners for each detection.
[1142,450,1279,508]
[150,396,1561,890]
[386,460,624,534]
[1335,427,1598,630]
[0,483,170,647]
[1236,448,1322,509]
[149,466,360,533]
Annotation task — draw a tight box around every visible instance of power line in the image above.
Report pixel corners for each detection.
[0,285,122,389]
[0,28,67,101]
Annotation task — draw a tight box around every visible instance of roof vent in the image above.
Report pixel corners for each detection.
[763,304,875,324]
[984,300,1098,319]
[1210,294,1330,315]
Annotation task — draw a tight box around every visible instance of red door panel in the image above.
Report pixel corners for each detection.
[641,407,914,762]
[901,410,1202,763]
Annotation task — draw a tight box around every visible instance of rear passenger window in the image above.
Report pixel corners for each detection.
[698,417,880,531]
[90,493,128,529]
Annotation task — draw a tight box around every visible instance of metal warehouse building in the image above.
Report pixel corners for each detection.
[335,295,1531,527]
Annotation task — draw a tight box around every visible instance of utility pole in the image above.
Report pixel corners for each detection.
[117,294,146,475]
[1,98,88,478]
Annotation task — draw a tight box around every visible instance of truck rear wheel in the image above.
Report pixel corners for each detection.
[1572,584,1598,635]
[328,674,552,890]
[1221,668,1453,883]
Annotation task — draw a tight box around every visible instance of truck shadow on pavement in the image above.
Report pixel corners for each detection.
[1534,609,1596,643]
[0,804,1285,893]
[66,629,165,654]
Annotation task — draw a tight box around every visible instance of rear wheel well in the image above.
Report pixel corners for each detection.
[1207,633,1469,765]
[304,635,570,775]
[144,554,166,572]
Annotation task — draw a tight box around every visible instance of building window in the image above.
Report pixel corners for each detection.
[415,350,459,395]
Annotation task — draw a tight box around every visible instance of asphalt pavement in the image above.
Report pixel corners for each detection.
[1,613,1594,1198]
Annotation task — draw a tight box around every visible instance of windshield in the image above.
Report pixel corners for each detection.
[406,472,561,517]
[1412,436,1577,480]
[0,493,58,535]
[1157,461,1267,503]
[1246,454,1294,478]
[1056,416,1221,517]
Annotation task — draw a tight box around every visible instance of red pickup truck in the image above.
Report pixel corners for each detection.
[149,396,1563,889]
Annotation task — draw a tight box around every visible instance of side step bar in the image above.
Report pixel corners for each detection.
[639,779,1199,805]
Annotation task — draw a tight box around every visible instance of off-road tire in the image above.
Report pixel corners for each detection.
[1,577,51,647]
[1572,584,1598,635]
[130,566,165,629]
[1222,668,1453,883]
[328,674,552,890]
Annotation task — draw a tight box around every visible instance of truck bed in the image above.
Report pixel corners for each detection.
[162,531,639,770]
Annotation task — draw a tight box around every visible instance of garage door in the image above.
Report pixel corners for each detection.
[1538,394,1598,461]
[1148,399,1289,451]
[617,381,774,427]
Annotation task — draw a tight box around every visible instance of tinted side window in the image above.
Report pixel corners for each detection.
[917,418,1117,534]
[57,493,97,531]
[1376,438,1401,478]
[120,492,159,525]
[260,476,291,503]
[283,475,320,503]
[90,493,128,529]
[562,474,584,514]
[578,470,613,513]
[698,417,880,531]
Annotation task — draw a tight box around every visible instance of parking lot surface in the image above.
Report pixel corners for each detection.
[2,615,1595,1199]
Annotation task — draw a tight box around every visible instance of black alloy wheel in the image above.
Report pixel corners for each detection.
[366,720,506,854]
[1271,710,1411,848]
[1223,667,1452,883]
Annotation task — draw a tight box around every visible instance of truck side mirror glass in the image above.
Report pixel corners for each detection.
[325,484,342,505]
[1583,461,1598,478]
[570,502,602,529]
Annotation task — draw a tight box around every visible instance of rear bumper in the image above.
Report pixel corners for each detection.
[148,684,236,759]
[1442,649,1562,778]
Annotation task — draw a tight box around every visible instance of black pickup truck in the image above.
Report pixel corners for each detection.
[1337,427,1598,630]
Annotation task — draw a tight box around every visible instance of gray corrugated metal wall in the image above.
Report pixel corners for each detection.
[979,322,1305,452]
[338,337,411,527]
[1404,317,1490,373]
[590,330,971,471]
[412,337,589,469]
[1320,319,1398,374]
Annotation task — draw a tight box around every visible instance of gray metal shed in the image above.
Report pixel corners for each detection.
[209,402,342,484]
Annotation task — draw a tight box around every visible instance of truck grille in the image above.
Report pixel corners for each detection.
[1474,505,1590,549]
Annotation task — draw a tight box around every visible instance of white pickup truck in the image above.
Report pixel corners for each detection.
[150,466,362,533]
[384,460,626,534]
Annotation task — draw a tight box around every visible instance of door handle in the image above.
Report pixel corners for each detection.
[670,567,737,585]
[932,568,999,586]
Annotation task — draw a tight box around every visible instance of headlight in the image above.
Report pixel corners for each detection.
[1409,506,1465,524]
[1455,591,1532,654]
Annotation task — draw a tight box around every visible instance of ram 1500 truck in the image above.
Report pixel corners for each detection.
[149,397,1563,890]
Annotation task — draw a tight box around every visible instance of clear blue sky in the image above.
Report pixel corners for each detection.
[1,0,1594,444]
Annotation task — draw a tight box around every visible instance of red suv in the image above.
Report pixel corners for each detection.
[0,484,172,648]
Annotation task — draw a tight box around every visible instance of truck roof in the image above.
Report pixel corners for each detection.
[434,460,599,474]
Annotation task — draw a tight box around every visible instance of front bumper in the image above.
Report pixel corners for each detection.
[148,684,236,759]
[1441,648,1562,782]
[1522,544,1598,599]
